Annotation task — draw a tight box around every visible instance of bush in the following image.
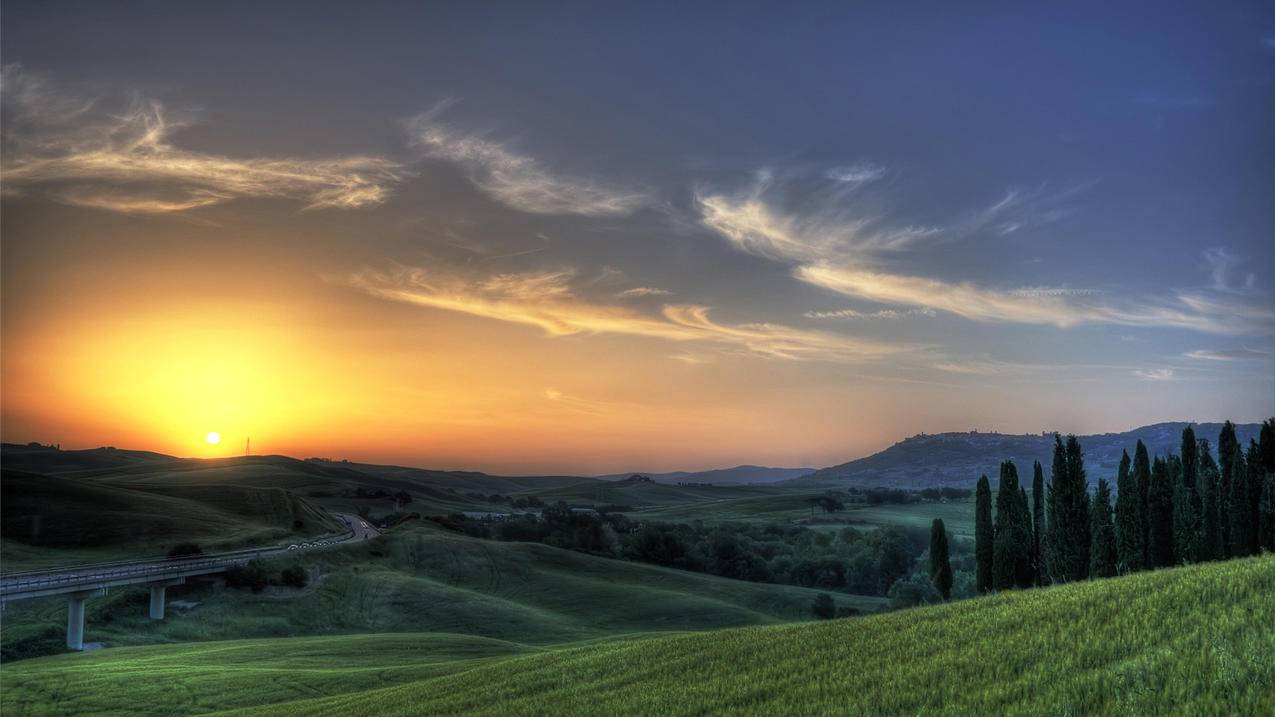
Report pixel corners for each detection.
[812,593,836,620]
[225,560,269,592]
[166,542,203,559]
[280,565,308,588]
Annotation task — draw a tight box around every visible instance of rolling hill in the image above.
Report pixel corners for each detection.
[4,554,1270,716]
[802,421,1265,488]
[1,520,885,662]
[596,465,814,485]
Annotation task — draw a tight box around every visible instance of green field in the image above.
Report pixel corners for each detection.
[4,555,1270,716]
[632,492,976,536]
[1,521,884,661]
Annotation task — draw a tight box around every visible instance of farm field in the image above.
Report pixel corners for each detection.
[4,555,1270,716]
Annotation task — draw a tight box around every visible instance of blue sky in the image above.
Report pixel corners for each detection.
[2,1,1272,472]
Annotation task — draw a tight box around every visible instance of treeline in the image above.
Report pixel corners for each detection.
[958,419,1275,596]
[432,505,962,602]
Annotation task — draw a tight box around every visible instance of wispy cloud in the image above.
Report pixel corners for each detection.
[804,307,936,320]
[1133,368,1176,381]
[0,65,405,214]
[698,173,1274,336]
[406,104,646,216]
[617,287,673,298]
[1184,347,1273,361]
[341,266,914,362]
[825,162,887,185]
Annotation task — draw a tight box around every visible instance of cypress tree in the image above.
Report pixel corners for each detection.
[1032,461,1046,585]
[1147,456,1176,568]
[975,474,993,593]
[1089,478,1118,578]
[1114,449,1144,572]
[1132,440,1152,566]
[1199,442,1223,561]
[1045,435,1090,583]
[993,462,1020,590]
[1247,440,1264,552]
[1261,419,1275,474]
[1218,422,1237,558]
[991,465,1032,589]
[1227,443,1253,556]
[1181,426,1198,493]
[929,518,953,600]
[1259,472,1275,553]
[1170,454,1196,564]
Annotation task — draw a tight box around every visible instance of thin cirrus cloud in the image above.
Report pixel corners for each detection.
[0,65,405,214]
[698,173,1274,336]
[406,105,647,217]
[617,287,673,298]
[1184,347,1273,361]
[341,266,912,362]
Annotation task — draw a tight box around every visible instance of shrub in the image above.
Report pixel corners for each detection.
[225,560,269,592]
[280,565,308,588]
[166,542,203,559]
[811,593,836,620]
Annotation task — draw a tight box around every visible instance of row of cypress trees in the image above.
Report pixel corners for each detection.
[969,419,1275,594]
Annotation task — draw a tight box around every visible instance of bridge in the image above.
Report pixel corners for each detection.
[0,513,378,650]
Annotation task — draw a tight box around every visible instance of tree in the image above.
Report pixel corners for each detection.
[1046,435,1090,583]
[280,565,308,588]
[1227,443,1254,556]
[1247,440,1264,552]
[929,518,953,600]
[1089,478,1118,578]
[166,542,203,559]
[1178,427,1204,561]
[1114,450,1144,573]
[975,474,993,593]
[1132,440,1152,566]
[1032,461,1046,585]
[1198,442,1223,562]
[1147,457,1176,568]
[1218,421,1238,558]
[993,462,1033,590]
[1259,472,1275,553]
[811,593,836,620]
[1170,455,1198,564]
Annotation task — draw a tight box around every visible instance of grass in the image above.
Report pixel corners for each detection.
[632,492,976,537]
[1,522,884,661]
[0,470,340,570]
[4,555,1270,716]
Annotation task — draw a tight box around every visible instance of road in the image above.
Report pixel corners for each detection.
[0,512,380,603]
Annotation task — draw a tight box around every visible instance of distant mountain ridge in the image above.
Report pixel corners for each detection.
[799,422,1265,489]
[596,465,814,485]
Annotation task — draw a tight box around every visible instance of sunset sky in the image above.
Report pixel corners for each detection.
[3,2,1273,474]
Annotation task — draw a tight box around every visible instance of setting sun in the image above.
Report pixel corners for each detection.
[205,431,221,445]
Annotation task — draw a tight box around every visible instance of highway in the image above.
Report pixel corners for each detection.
[0,513,377,600]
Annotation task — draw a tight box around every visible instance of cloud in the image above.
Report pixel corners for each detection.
[342,266,913,362]
[1184,348,1273,361]
[825,162,886,185]
[804,307,936,320]
[0,65,404,214]
[617,287,673,298]
[1132,368,1176,381]
[406,106,646,216]
[697,174,1274,336]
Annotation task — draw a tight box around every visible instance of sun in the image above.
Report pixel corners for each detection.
[205,431,222,445]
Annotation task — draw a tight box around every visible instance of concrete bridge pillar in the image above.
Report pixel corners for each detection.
[148,578,185,620]
[66,588,106,651]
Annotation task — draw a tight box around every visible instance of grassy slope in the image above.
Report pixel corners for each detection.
[4,556,1270,717]
[1,522,884,661]
[0,470,340,570]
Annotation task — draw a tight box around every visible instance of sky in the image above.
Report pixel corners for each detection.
[2,1,1273,474]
